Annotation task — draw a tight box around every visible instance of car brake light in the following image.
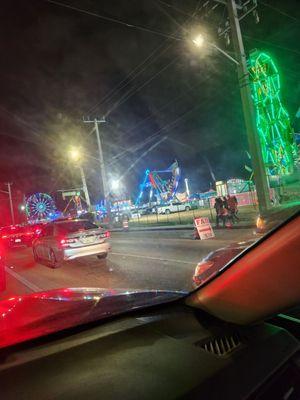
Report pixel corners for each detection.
[1,235,8,239]
[105,231,110,238]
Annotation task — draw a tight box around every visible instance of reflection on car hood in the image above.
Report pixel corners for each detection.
[0,288,187,348]
[193,239,256,286]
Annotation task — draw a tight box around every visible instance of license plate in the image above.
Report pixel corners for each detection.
[81,236,96,244]
[15,239,21,243]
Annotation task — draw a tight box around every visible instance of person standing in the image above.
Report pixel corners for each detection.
[214,197,223,228]
[222,196,228,210]
[227,195,239,223]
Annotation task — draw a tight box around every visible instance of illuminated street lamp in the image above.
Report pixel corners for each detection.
[69,147,81,163]
[68,147,91,209]
[192,34,204,48]
[192,32,239,65]
[111,179,120,191]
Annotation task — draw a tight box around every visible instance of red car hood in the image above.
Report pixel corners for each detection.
[0,288,186,349]
[193,239,256,286]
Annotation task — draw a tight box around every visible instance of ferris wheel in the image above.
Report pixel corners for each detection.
[25,193,56,221]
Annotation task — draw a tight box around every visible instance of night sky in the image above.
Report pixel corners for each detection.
[0,0,299,207]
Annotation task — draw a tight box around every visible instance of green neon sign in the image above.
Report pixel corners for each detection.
[248,51,297,176]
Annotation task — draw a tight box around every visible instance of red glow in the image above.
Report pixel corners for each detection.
[60,237,76,247]
[105,231,110,238]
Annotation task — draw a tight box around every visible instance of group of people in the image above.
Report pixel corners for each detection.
[214,195,239,228]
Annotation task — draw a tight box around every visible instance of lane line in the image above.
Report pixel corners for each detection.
[5,266,42,293]
[109,252,195,265]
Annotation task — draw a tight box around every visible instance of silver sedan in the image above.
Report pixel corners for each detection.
[32,219,111,268]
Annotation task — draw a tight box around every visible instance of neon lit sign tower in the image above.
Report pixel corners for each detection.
[248,51,297,176]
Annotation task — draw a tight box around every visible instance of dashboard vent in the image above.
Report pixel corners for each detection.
[197,333,242,356]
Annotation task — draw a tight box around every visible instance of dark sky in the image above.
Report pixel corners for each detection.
[0,0,299,203]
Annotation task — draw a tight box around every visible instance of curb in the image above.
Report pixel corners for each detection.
[111,223,255,232]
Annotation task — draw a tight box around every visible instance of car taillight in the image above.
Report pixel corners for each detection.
[104,231,110,238]
[1,235,8,239]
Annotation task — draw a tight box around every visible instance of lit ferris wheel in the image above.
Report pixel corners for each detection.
[25,193,56,221]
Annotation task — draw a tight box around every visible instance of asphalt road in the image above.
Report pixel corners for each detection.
[1,227,257,300]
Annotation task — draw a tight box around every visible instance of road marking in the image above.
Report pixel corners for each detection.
[5,266,42,292]
[110,252,195,265]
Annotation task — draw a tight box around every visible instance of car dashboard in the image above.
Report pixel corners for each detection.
[0,302,299,400]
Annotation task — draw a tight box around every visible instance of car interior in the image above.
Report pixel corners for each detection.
[0,213,299,400]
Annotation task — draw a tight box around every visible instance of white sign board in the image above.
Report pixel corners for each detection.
[194,217,215,240]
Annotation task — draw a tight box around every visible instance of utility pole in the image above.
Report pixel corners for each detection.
[226,0,270,214]
[5,183,15,225]
[79,165,91,209]
[83,117,111,222]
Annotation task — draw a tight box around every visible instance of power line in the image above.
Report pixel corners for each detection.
[155,1,189,32]
[86,40,170,115]
[259,1,300,23]
[111,100,204,169]
[102,1,203,117]
[156,0,199,21]
[44,0,183,41]
[85,0,200,117]
[105,56,178,117]
[243,35,300,56]
[120,90,192,139]
[117,136,168,182]
[107,133,161,167]
[113,75,211,145]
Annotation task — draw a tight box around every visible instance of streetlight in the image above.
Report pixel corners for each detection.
[69,147,81,163]
[68,147,91,209]
[192,34,204,48]
[192,32,239,65]
[111,179,120,191]
[192,27,270,215]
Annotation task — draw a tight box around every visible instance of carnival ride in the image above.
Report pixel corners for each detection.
[135,160,180,206]
[25,193,56,221]
[248,51,298,176]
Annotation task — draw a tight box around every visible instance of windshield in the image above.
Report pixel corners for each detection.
[0,0,299,346]
[55,220,99,233]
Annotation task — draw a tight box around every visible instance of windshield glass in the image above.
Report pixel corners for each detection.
[55,220,99,233]
[0,0,299,346]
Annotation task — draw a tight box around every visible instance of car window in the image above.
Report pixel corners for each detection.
[55,221,98,234]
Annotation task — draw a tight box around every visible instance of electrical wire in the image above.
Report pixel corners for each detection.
[155,1,189,33]
[86,0,201,118]
[155,0,200,21]
[86,40,171,116]
[107,133,161,167]
[105,56,178,117]
[111,74,208,146]
[44,0,183,41]
[119,91,191,140]
[259,1,300,23]
[110,100,204,169]
[243,35,300,56]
